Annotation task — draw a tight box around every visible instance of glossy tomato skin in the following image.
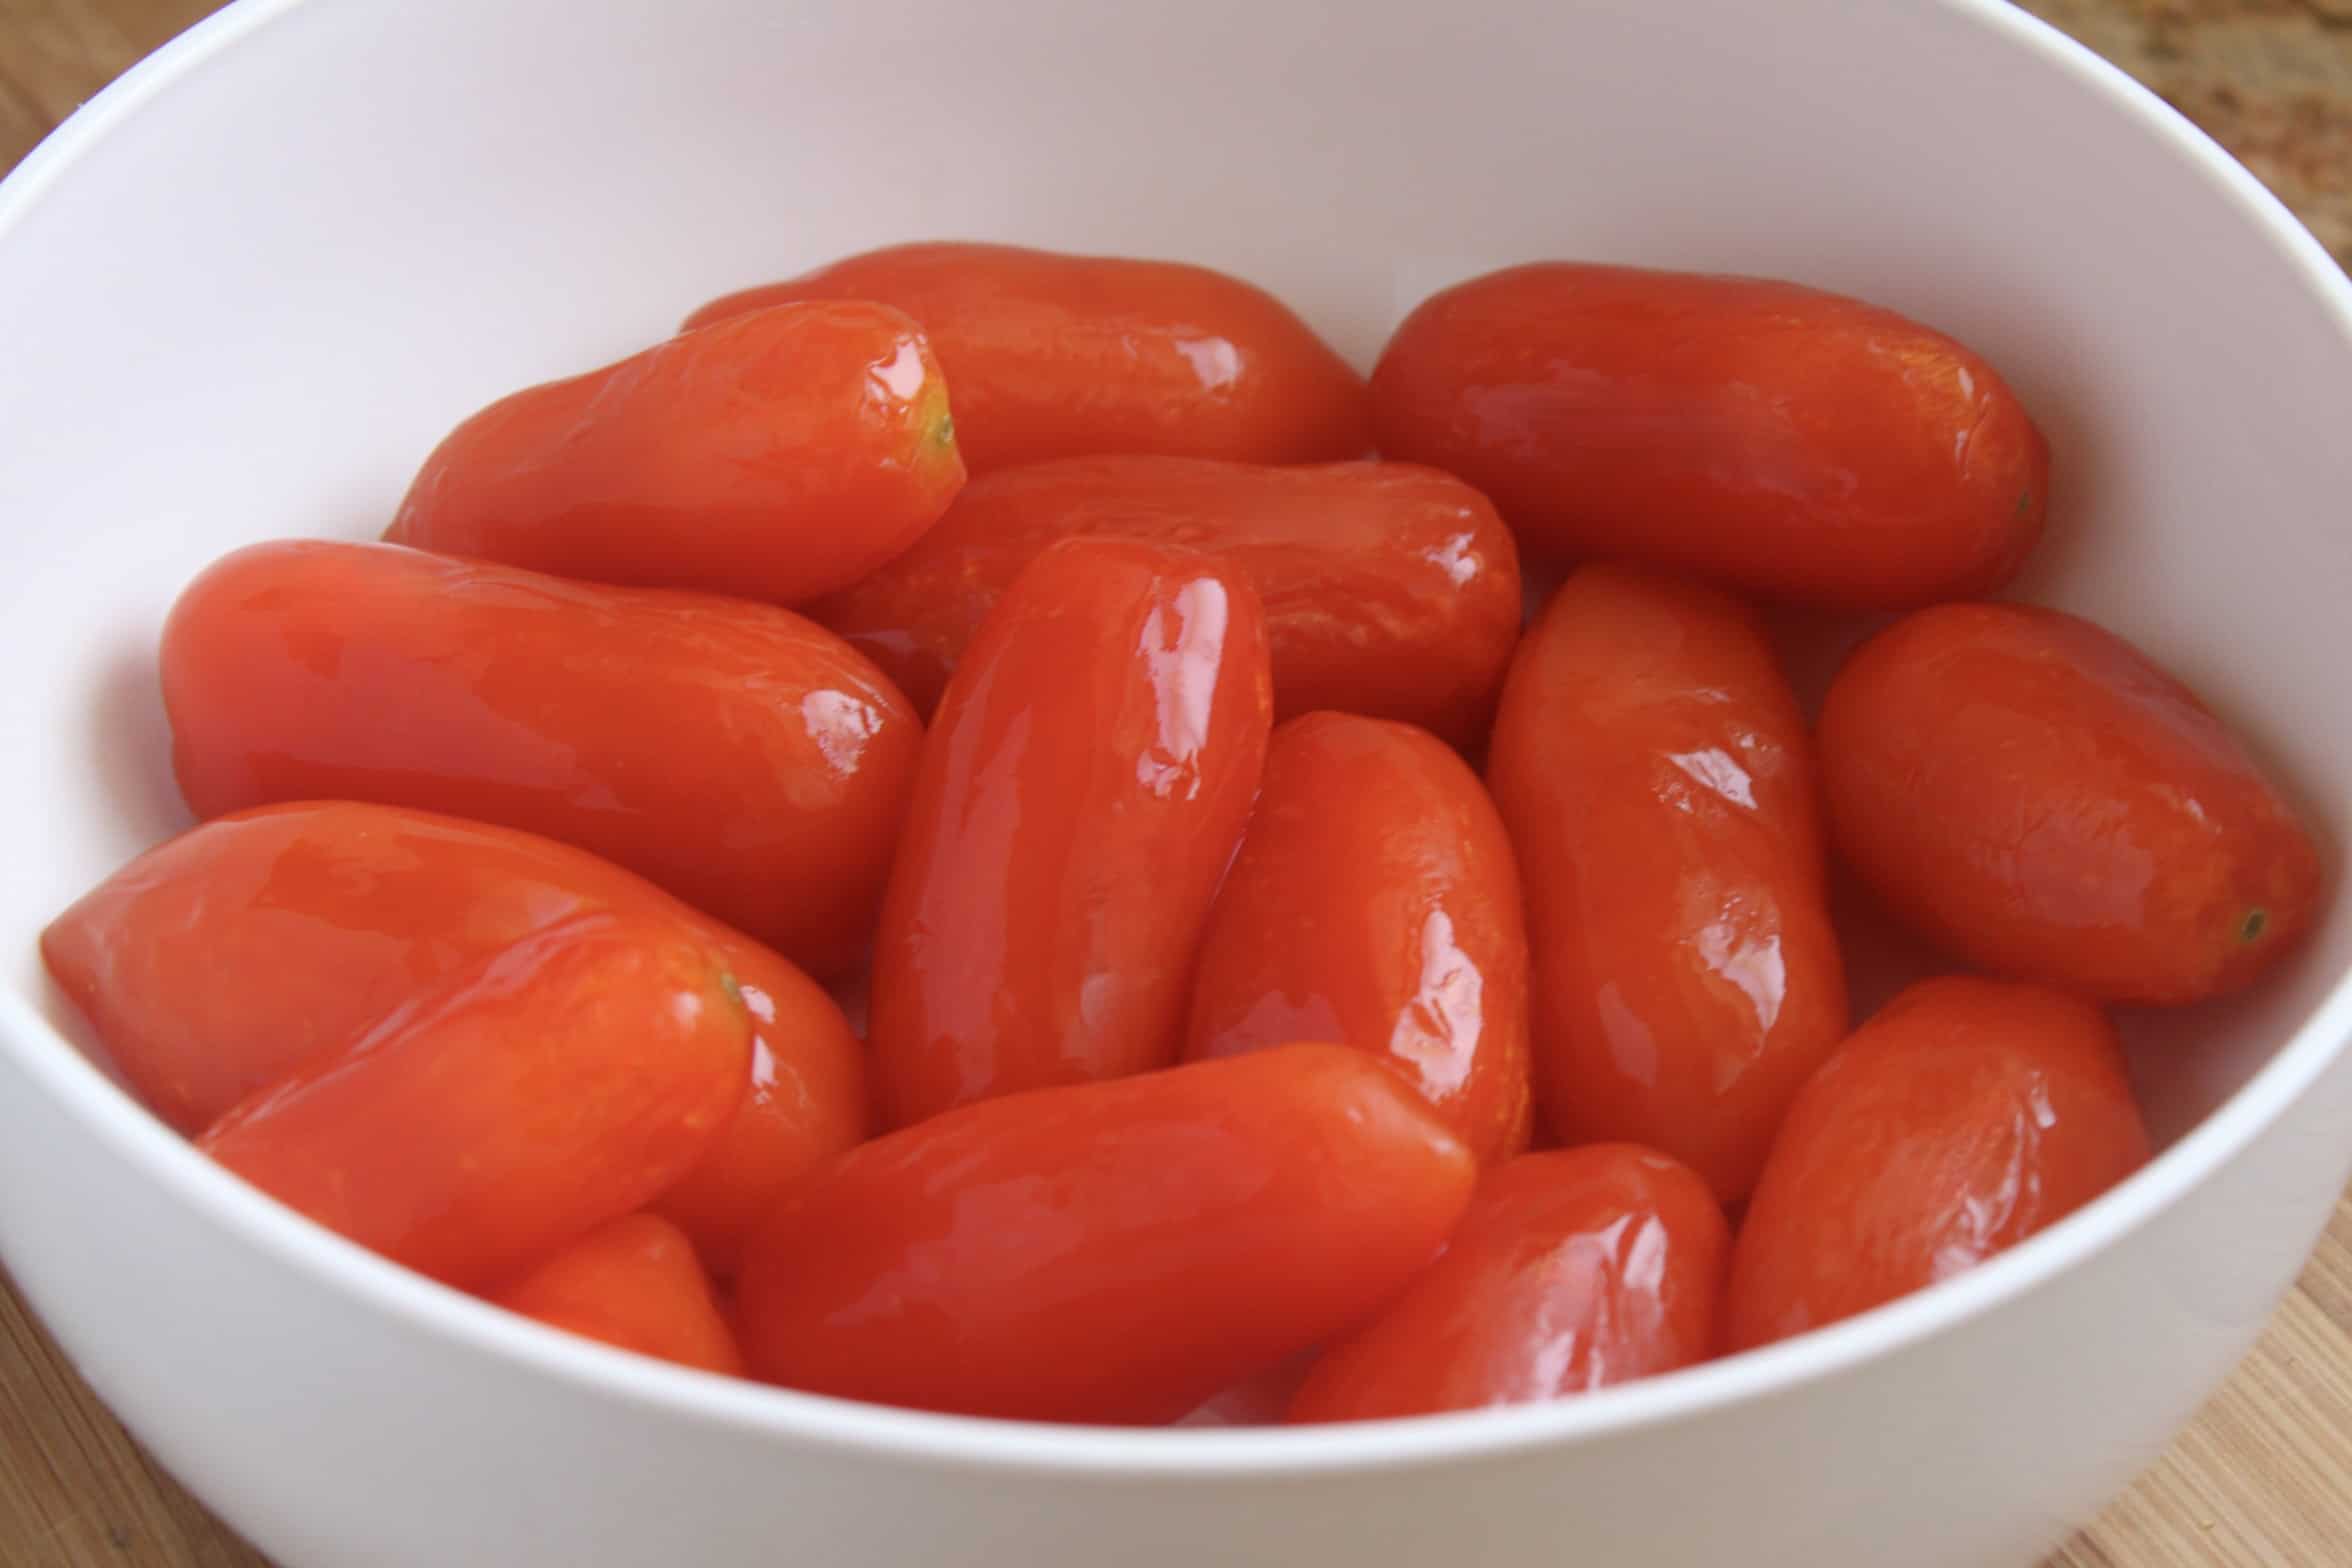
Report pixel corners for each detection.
[160,540,920,978]
[1184,712,1533,1163]
[736,1044,1476,1424]
[1287,1145,1729,1422]
[1819,603,2326,1004]
[1485,565,1849,1202]
[385,301,963,605]
[1727,975,2152,1350]
[1370,263,2048,610]
[200,911,751,1290]
[809,456,1521,748]
[646,963,865,1277]
[491,1214,745,1377]
[40,805,864,1268]
[683,242,1370,472]
[868,536,1272,1128]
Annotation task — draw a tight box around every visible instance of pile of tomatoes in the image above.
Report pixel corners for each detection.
[43,242,2325,1425]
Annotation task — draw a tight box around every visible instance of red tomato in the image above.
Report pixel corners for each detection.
[647,970,864,1277]
[867,536,1272,1127]
[1819,603,2326,1004]
[1727,975,2152,1350]
[735,1044,1476,1424]
[40,805,864,1270]
[1371,263,2048,609]
[808,456,1521,748]
[1185,711,1533,1163]
[491,1214,745,1377]
[200,911,750,1289]
[160,540,920,977]
[1485,566,1849,1202]
[1287,1145,1729,1422]
[683,242,1370,472]
[385,302,963,604]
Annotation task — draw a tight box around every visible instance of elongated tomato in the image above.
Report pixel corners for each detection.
[684,242,1369,472]
[1819,603,2326,1004]
[736,1044,1475,1423]
[809,456,1520,747]
[1727,976,2152,1350]
[1486,565,1848,1202]
[1185,712,1532,1162]
[385,301,962,604]
[1371,263,2048,609]
[201,912,750,1289]
[648,978,865,1277]
[492,1214,745,1376]
[160,540,920,977]
[40,806,865,1266]
[1288,1145,1728,1422]
[868,536,1271,1127]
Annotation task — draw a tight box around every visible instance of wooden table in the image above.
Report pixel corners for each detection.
[5,1,2351,1563]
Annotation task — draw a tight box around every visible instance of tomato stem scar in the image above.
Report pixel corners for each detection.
[2240,908,2269,943]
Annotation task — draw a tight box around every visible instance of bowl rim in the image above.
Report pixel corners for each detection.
[5,0,2352,1482]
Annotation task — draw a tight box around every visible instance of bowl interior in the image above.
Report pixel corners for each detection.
[2,0,2348,1329]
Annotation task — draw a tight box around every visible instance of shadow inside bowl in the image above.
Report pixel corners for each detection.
[84,640,190,853]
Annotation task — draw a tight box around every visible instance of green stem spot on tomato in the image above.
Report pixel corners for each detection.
[2015,487,2034,519]
[2240,907,2269,943]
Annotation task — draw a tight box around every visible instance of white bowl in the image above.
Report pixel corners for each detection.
[4,1,2350,1564]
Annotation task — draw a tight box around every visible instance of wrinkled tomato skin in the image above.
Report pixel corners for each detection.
[685,242,1370,472]
[1288,1144,1729,1422]
[1371,262,2047,610]
[1485,565,1848,1202]
[1185,710,1533,1163]
[1727,975,2153,1351]
[809,456,1519,748]
[1819,602,2326,1004]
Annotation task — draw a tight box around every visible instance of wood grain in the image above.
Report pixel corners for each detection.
[2,2,2349,1565]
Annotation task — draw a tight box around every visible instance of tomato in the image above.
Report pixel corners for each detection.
[384,301,962,604]
[646,959,865,1276]
[867,536,1271,1127]
[735,1044,1475,1424]
[683,242,1369,472]
[1287,1145,1728,1422]
[200,911,750,1289]
[1370,263,2048,610]
[40,806,864,1270]
[1184,711,1533,1163]
[808,456,1521,748]
[491,1214,745,1377]
[1727,976,2152,1350]
[160,540,920,977]
[1485,565,1848,1202]
[1819,603,2325,1004]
